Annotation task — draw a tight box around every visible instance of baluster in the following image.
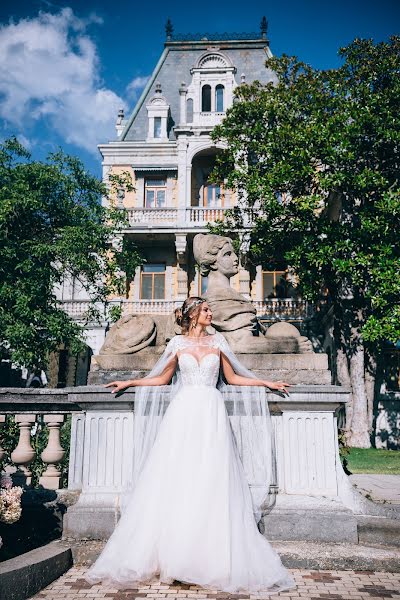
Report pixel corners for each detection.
[11,414,37,485]
[39,415,65,490]
[0,415,5,462]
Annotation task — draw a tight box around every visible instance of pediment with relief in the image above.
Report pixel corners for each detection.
[194,52,233,71]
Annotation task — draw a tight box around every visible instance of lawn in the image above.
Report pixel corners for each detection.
[346,448,400,474]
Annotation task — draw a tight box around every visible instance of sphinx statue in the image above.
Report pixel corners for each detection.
[99,314,157,355]
[193,233,313,354]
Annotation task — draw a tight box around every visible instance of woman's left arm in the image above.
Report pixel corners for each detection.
[220,352,291,394]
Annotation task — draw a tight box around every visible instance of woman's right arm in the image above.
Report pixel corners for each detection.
[105,355,177,394]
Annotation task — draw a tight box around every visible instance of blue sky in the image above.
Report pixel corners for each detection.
[0,0,398,176]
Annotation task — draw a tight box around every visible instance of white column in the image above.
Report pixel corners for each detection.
[211,84,216,112]
[255,265,263,301]
[161,116,168,139]
[179,85,187,125]
[148,116,154,139]
[165,266,173,300]
[177,138,188,224]
[132,266,141,300]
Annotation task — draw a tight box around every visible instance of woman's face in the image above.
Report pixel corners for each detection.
[215,242,239,277]
[194,302,213,327]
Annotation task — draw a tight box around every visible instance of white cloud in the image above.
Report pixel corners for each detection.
[16,134,33,149]
[126,75,150,100]
[0,8,126,155]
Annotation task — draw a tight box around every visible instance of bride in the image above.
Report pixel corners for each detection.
[85,297,296,594]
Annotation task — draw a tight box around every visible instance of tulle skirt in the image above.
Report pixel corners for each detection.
[85,384,296,594]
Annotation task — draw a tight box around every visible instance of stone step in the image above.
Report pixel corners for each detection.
[273,540,400,573]
[357,516,400,548]
[67,539,400,573]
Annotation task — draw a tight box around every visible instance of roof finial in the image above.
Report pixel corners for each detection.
[165,18,173,41]
[260,16,268,39]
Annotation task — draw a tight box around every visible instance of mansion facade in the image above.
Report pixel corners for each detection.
[49,23,400,447]
[59,21,311,363]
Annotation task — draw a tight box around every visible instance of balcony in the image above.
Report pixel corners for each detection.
[127,206,229,228]
[126,206,256,230]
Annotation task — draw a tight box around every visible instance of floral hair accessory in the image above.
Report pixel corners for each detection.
[182,298,204,316]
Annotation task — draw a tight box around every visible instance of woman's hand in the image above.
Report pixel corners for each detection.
[264,380,291,395]
[104,380,132,394]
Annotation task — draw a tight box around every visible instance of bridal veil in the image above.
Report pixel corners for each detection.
[125,332,274,524]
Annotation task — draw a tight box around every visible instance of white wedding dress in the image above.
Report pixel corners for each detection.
[86,337,295,594]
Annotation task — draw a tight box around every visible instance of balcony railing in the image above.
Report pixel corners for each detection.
[254,299,313,321]
[123,300,181,315]
[126,206,241,228]
[127,208,178,225]
[185,206,227,224]
[60,298,312,321]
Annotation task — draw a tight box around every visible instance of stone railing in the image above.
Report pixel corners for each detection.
[126,206,241,227]
[58,300,100,320]
[255,299,313,321]
[1,385,361,543]
[127,207,178,225]
[185,206,227,224]
[0,389,77,490]
[123,300,181,314]
[60,298,313,322]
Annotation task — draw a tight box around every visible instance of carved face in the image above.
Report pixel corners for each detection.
[215,241,239,277]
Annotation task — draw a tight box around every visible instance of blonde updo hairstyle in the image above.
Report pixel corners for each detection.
[175,296,205,334]
[193,233,232,277]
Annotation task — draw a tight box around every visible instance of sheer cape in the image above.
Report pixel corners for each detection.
[127,332,273,523]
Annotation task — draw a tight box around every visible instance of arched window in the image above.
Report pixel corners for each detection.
[186,98,193,123]
[215,84,224,112]
[202,85,211,112]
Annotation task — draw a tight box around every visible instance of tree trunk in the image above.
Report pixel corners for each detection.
[347,342,371,448]
[336,346,353,431]
[365,353,377,435]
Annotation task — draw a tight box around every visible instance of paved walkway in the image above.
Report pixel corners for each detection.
[349,475,400,504]
[32,566,400,600]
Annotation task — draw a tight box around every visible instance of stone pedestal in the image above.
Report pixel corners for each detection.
[63,384,358,543]
[88,349,332,385]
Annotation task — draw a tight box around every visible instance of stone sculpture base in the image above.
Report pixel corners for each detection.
[88,350,331,385]
[61,384,368,544]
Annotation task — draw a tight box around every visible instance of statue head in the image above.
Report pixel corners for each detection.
[193,233,239,278]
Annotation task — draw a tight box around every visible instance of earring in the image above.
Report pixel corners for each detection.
[191,320,197,329]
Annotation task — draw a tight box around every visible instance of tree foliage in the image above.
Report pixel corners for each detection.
[0,138,141,370]
[212,37,400,446]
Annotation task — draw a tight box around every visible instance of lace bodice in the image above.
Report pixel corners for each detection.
[164,333,228,388]
[178,352,220,387]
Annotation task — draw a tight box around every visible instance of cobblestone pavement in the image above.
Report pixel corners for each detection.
[31,566,400,600]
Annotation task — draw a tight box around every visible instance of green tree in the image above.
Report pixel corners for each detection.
[0,138,141,372]
[212,36,400,447]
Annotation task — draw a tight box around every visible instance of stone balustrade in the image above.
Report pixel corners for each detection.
[0,389,77,490]
[60,298,312,321]
[0,384,357,543]
[127,207,179,225]
[125,206,256,228]
[185,206,227,224]
[255,299,314,321]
